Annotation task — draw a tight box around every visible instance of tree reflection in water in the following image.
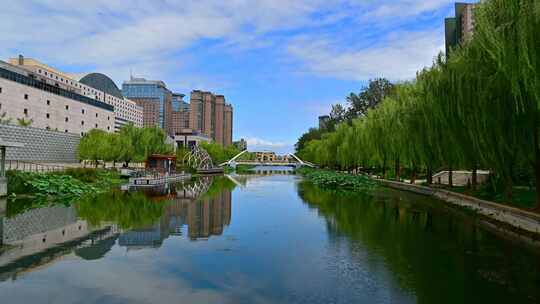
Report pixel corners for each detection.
[297,181,539,304]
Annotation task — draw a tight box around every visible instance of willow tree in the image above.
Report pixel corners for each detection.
[471,0,540,208]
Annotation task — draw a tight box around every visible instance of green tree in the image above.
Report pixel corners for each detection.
[0,112,12,124]
[346,78,394,119]
[78,129,109,167]
[16,117,33,127]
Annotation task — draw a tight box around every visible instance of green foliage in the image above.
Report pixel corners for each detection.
[200,142,240,164]
[297,168,378,192]
[7,169,122,203]
[16,117,33,126]
[0,112,11,124]
[296,0,540,208]
[77,124,174,166]
[9,172,97,199]
[345,78,395,119]
[76,190,165,230]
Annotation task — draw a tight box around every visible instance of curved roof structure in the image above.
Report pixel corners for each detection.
[79,73,123,99]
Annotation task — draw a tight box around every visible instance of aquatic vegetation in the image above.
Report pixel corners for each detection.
[298,168,378,192]
[7,169,123,204]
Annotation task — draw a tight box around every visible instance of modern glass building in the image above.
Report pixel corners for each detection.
[122,77,171,129]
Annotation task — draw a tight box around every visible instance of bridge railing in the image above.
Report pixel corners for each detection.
[6,160,67,173]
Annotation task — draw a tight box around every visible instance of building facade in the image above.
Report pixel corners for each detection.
[445,2,478,54]
[0,60,114,136]
[170,93,190,135]
[79,73,143,131]
[7,56,143,131]
[318,115,330,130]
[122,77,172,132]
[189,90,233,146]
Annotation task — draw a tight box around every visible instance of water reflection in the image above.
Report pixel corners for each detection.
[0,174,538,303]
[0,176,235,273]
[297,181,540,304]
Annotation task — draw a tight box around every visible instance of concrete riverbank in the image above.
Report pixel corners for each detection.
[378,179,540,235]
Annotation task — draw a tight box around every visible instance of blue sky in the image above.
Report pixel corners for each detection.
[0,0,463,153]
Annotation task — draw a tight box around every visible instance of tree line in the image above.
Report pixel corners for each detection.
[296,0,540,209]
[78,124,174,167]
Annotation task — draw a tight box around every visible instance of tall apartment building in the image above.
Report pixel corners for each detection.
[122,77,172,132]
[6,56,143,132]
[445,2,478,54]
[170,93,190,135]
[189,90,233,146]
[318,115,330,130]
[0,60,114,136]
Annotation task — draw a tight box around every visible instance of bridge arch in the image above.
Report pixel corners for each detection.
[220,150,314,168]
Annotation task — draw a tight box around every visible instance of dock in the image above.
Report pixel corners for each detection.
[128,173,192,187]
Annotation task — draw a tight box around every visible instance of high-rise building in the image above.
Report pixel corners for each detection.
[318,115,330,130]
[122,77,172,132]
[170,93,190,135]
[445,2,478,54]
[189,90,233,146]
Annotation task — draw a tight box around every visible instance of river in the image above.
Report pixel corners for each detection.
[0,172,538,303]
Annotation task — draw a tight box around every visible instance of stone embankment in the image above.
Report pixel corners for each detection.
[378,179,540,235]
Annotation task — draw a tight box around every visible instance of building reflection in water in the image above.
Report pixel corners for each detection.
[118,177,232,250]
[0,176,233,278]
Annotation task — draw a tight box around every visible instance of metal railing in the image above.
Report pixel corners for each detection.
[6,160,67,173]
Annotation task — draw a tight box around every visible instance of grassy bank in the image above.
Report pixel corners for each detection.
[296,167,378,192]
[7,168,123,203]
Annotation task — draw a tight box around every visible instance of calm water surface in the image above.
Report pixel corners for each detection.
[0,173,538,303]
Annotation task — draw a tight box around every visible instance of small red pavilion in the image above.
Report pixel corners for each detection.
[146,154,176,174]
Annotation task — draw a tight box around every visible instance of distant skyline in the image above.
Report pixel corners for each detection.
[0,0,463,153]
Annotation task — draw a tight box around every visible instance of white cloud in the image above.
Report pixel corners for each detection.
[242,137,294,154]
[287,30,445,81]
[245,137,288,148]
[364,0,453,18]
[0,0,451,69]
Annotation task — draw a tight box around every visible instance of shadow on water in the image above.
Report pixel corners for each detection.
[297,181,540,304]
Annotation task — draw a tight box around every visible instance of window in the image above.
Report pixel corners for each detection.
[65,117,69,122]
[82,109,85,114]
[24,94,28,100]
[46,113,50,119]
[0,87,2,93]
[96,113,98,118]
[107,126,110,131]
[81,121,84,125]
[65,105,69,110]
[47,100,50,105]
[23,108,28,115]
[95,124,98,128]
[107,116,110,121]
[65,129,68,133]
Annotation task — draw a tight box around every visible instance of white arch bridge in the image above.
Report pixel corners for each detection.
[219,150,316,169]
